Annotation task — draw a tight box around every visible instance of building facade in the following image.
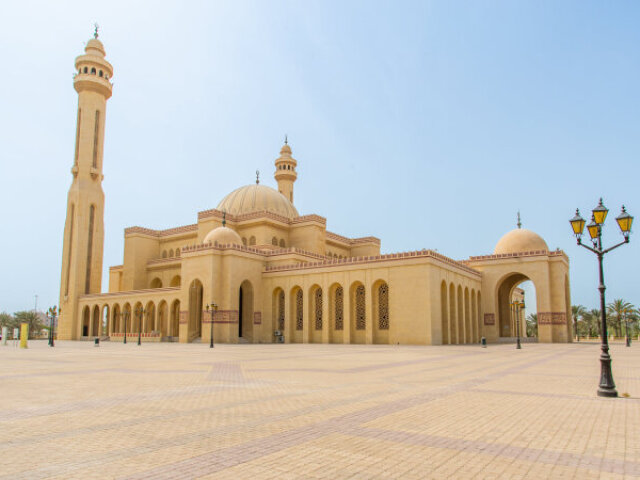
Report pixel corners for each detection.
[58,35,572,345]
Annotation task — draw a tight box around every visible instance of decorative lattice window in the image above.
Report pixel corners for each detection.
[272,237,278,246]
[295,290,303,330]
[356,285,366,330]
[335,286,344,330]
[278,290,285,331]
[378,283,389,330]
[315,288,323,330]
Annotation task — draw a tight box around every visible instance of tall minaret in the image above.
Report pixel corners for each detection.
[274,137,297,203]
[58,28,113,340]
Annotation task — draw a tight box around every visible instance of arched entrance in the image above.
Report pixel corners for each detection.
[497,273,537,342]
[101,305,109,336]
[188,279,203,341]
[170,300,180,338]
[239,280,254,342]
[272,288,285,339]
[111,304,121,334]
[82,306,90,337]
[289,286,303,343]
[91,305,100,337]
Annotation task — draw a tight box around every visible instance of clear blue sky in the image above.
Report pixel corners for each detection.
[1,1,638,315]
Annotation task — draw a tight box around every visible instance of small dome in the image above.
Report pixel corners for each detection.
[85,38,106,57]
[494,228,549,254]
[280,144,292,155]
[217,184,299,219]
[203,226,242,246]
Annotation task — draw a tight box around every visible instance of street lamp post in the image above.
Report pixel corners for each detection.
[624,312,631,347]
[206,303,218,348]
[47,306,57,347]
[570,199,633,397]
[136,307,145,346]
[510,300,524,349]
[123,311,128,344]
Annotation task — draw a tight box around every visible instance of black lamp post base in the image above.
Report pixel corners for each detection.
[597,387,618,397]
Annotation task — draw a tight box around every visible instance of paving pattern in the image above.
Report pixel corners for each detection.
[0,340,638,479]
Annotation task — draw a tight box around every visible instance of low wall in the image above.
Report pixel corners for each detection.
[109,333,161,343]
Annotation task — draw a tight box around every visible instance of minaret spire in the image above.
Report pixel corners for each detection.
[517,211,522,229]
[274,138,297,203]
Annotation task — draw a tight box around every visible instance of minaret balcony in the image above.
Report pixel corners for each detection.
[73,75,113,98]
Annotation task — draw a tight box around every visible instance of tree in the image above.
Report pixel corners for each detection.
[0,312,18,330]
[584,309,601,337]
[13,311,45,339]
[526,313,537,337]
[606,299,633,338]
[571,305,587,339]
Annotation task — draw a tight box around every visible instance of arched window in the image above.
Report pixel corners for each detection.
[335,286,344,330]
[162,250,167,258]
[314,288,323,330]
[83,66,88,73]
[378,283,389,330]
[150,278,162,289]
[176,248,181,257]
[272,237,278,246]
[91,67,96,74]
[356,285,366,330]
[242,237,247,246]
[169,249,174,257]
[278,290,285,331]
[279,239,285,248]
[249,236,256,246]
[296,290,303,330]
[99,70,103,77]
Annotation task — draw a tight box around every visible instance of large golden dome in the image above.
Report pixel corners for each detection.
[217,184,299,219]
[494,228,549,254]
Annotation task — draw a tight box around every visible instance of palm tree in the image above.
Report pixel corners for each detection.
[526,313,537,337]
[606,299,633,338]
[586,309,601,337]
[571,305,587,340]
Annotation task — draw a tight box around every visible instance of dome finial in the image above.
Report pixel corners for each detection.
[517,211,522,229]
[284,134,288,145]
[222,210,226,227]
[256,170,260,184]
[93,22,99,39]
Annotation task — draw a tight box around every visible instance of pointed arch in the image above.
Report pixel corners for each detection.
[464,287,470,344]
[441,281,449,345]
[309,284,323,343]
[170,299,180,338]
[272,287,285,334]
[239,280,254,342]
[188,279,203,340]
[290,286,303,343]
[329,283,344,343]
[350,281,366,344]
[449,283,457,343]
[372,280,389,344]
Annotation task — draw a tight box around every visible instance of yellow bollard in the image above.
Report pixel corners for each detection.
[20,323,29,349]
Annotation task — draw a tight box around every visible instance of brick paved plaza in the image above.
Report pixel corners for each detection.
[0,341,638,479]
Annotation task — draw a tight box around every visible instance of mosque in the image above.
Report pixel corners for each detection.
[57,33,573,345]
